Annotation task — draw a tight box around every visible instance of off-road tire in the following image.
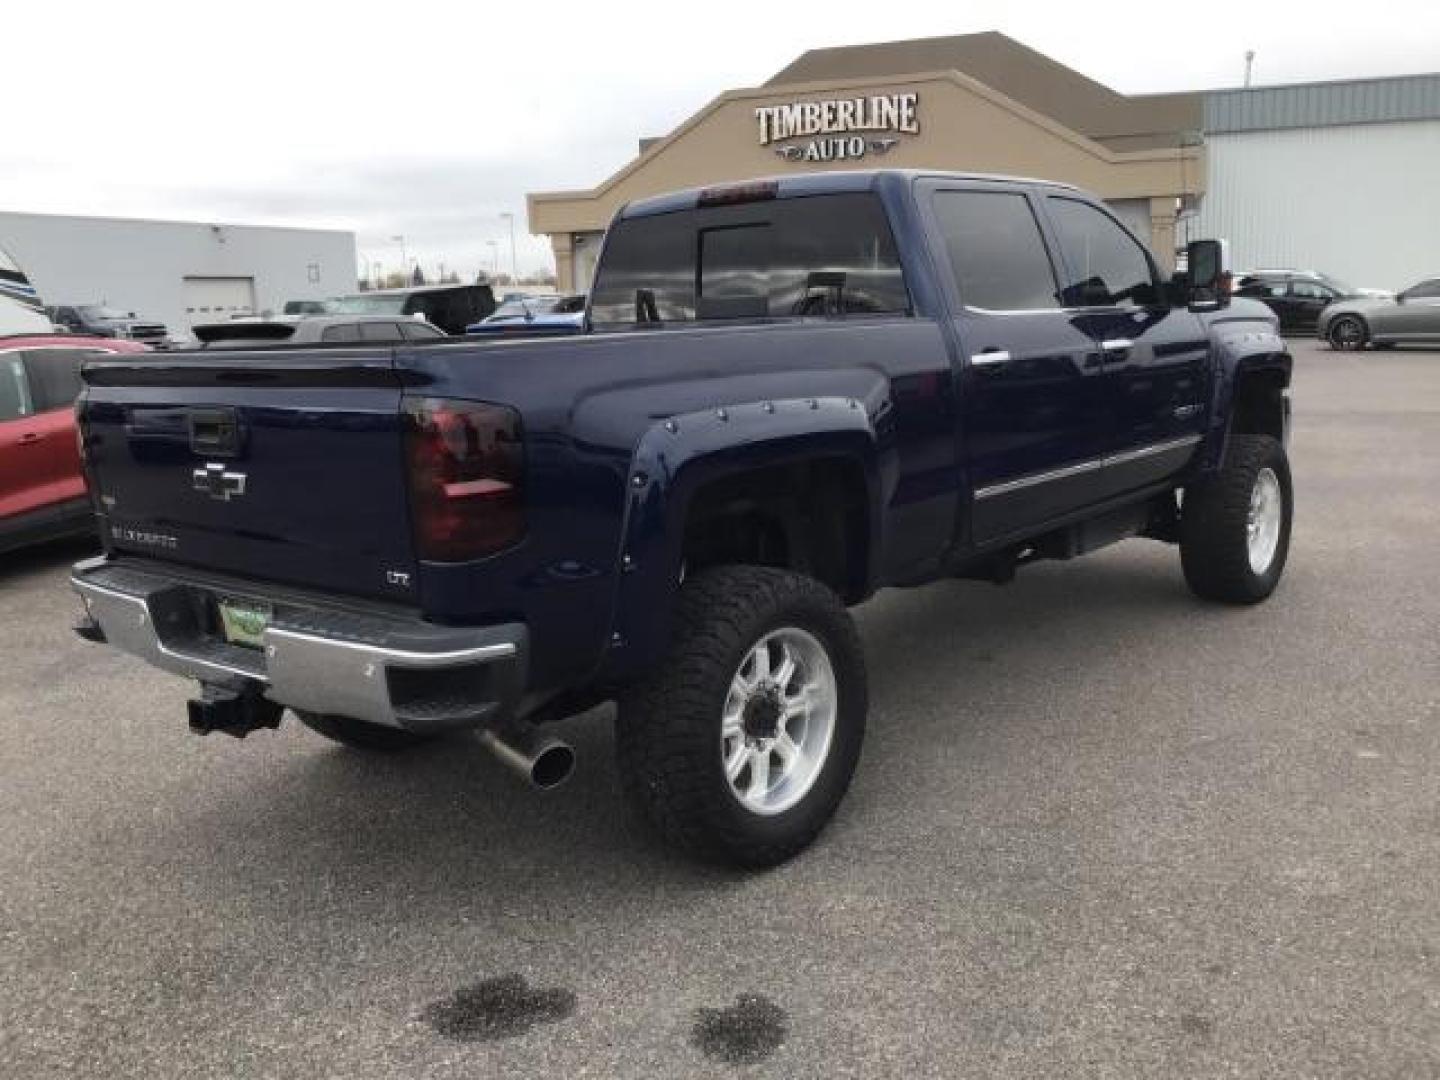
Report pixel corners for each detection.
[616,566,866,868]
[295,711,433,751]
[1180,434,1292,604]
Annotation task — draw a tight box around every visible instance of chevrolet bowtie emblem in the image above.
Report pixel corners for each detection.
[192,462,247,501]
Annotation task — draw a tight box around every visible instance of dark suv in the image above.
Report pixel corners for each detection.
[48,304,172,349]
[1232,271,1370,333]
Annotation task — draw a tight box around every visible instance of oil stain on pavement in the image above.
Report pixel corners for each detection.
[422,974,576,1041]
[691,993,789,1065]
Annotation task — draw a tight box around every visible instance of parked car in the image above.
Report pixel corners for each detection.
[329,284,495,335]
[1,334,148,553]
[190,314,447,348]
[1317,277,1440,350]
[48,304,172,350]
[1233,270,1390,333]
[465,295,586,338]
[70,170,1293,866]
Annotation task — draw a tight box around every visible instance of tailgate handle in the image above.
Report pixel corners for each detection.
[188,408,243,456]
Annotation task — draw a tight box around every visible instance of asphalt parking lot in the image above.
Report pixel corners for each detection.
[3,338,1437,1079]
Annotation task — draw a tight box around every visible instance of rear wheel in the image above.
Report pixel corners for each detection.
[1180,434,1292,604]
[1328,315,1368,351]
[617,565,866,867]
[295,711,434,751]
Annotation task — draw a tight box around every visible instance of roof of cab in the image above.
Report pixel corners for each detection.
[619,169,1082,219]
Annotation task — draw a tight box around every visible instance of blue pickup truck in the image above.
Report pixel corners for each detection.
[71,170,1292,866]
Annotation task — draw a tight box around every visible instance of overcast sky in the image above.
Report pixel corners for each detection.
[8,0,1439,281]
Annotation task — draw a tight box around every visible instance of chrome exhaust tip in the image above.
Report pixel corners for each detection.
[478,726,575,790]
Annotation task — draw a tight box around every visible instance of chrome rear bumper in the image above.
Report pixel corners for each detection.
[71,557,526,732]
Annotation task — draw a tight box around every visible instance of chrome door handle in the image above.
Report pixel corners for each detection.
[971,350,1011,368]
[1101,338,1134,354]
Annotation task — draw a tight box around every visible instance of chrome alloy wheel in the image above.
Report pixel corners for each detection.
[1247,467,1283,574]
[721,627,838,816]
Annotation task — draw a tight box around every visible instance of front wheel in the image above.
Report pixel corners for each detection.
[616,566,867,867]
[1328,315,1368,351]
[1180,434,1293,604]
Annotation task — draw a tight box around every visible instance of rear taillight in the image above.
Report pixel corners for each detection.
[403,398,524,562]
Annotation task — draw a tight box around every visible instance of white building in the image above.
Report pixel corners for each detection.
[1189,74,1440,292]
[0,211,356,336]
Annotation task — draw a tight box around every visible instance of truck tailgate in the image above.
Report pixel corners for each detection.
[79,348,417,603]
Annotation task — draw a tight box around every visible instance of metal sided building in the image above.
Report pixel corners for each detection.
[1187,74,1440,291]
[0,212,357,335]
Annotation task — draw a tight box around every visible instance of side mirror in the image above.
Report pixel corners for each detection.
[1395,291,1407,305]
[1186,239,1230,311]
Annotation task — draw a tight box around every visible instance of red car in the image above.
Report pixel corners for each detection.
[1,334,148,553]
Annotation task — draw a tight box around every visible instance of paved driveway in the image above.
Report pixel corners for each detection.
[2,339,1437,1078]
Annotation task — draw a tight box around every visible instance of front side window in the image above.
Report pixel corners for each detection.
[589,192,908,327]
[401,320,445,340]
[933,190,1058,310]
[1047,197,1159,308]
[1403,279,1440,300]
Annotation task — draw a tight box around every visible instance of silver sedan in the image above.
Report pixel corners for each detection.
[1319,278,1440,350]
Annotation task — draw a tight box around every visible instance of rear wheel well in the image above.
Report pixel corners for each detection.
[1231,365,1289,441]
[681,458,870,603]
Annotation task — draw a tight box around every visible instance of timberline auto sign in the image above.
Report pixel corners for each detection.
[756,93,920,163]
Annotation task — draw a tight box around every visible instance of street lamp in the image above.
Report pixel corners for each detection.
[500,212,517,284]
[486,239,499,277]
[391,235,407,281]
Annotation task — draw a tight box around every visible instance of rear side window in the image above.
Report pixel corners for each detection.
[933,190,1058,310]
[1,354,32,421]
[589,192,908,326]
[22,349,92,411]
[358,321,404,342]
[1046,197,1159,308]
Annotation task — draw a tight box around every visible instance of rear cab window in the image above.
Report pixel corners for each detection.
[589,191,910,328]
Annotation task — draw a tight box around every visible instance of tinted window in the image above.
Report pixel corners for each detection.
[22,349,93,411]
[934,190,1058,310]
[320,323,363,343]
[1,354,32,421]
[1405,280,1440,299]
[401,320,445,340]
[1047,197,1159,308]
[1237,277,1284,298]
[589,192,908,326]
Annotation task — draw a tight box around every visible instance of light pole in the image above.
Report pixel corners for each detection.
[391,235,407,284]
[500,212,517,285]
[485,239,499,278]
